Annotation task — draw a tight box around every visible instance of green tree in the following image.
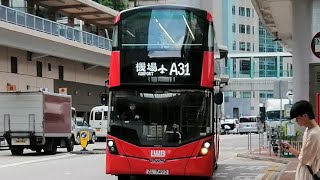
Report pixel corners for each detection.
[101,0,129,11]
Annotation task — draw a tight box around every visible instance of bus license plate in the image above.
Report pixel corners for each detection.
[96,128,101,132]
[146,169,169,175]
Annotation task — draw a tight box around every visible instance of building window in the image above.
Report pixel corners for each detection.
[10,0,27,12]
[232,41,236,50]
[37,61,42,77]
[246,8,251,17]
[240,59,251,74]
[48,63,51,71]
[252,26,255,35]
[252,8,254,17]
[239,7,245,16]
[246,25,251,34]
[232,23,236,33]
[232,5,235,15]
[233,92,237,98]
[247,42,251,51]
[240,91,251,98]
[239,24,245,33]
[11,56,17,73]
[260,91,274,99]
[253,43,255,51]
[259,58,277,77]
[59,65,64,80]
[239,42,246,51]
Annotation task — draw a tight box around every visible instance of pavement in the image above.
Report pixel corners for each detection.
[237,146,298,180]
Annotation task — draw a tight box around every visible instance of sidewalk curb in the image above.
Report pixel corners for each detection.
[236,153,290,164]
[275,164,289,180]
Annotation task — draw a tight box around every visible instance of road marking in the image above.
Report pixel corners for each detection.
[225,165,268,171]
[0,154,76,169]
[213,173,228,178]
[284,170,296,173]
[232,173,264,180]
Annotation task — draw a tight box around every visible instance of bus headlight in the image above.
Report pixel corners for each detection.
[199,141,211,156]
[200,147,209,155]
[107,139,118,155]
[107,140,114,147]
[204,142,210,149]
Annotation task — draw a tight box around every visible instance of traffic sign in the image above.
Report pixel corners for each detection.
[80,131,89,150]
[311,32,320,59]
[286,90,294,101]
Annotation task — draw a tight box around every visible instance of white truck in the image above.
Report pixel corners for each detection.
[0,91,76,155]
[265,99,290,130]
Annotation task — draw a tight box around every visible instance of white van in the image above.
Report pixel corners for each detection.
[239,116,263,134]
[89,106,109,140]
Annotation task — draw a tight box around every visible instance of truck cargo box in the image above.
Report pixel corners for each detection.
[0,91,72,138]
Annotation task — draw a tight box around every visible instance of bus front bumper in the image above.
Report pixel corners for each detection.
[106,154,213,177]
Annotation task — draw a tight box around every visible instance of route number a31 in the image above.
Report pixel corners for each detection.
[169,63,191,76]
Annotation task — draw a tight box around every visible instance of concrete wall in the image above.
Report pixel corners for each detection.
[0,45,108,92]
[224,97,252,118]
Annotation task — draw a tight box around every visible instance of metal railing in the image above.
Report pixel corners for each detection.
[230,70,293,78]
[0,4,112,51]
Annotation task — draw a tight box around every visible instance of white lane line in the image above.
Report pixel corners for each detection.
[284,170,296,173]
[0,154,76,169]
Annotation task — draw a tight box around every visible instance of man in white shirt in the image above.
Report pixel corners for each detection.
[282,100,320,180]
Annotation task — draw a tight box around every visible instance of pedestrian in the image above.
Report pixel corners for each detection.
[281,100,320,180]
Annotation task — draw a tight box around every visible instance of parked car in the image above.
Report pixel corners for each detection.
[75,117,96,144]
[221,118,240,134]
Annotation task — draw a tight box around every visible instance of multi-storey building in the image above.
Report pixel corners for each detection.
[0,0,116,120]
[221,0,293,118]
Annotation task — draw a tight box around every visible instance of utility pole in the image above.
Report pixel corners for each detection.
[279,80,283,157]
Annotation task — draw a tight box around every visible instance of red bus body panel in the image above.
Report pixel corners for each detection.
[106,135,215,177]
[109,51,120,88]
[200,51,214,88]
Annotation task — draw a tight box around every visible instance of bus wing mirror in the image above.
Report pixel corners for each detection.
[214,92,223,105]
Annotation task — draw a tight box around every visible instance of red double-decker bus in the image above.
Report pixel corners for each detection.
[106,5,221,180]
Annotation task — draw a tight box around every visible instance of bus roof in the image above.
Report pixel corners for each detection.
[120,4,208,14]
[116,4,210,24]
